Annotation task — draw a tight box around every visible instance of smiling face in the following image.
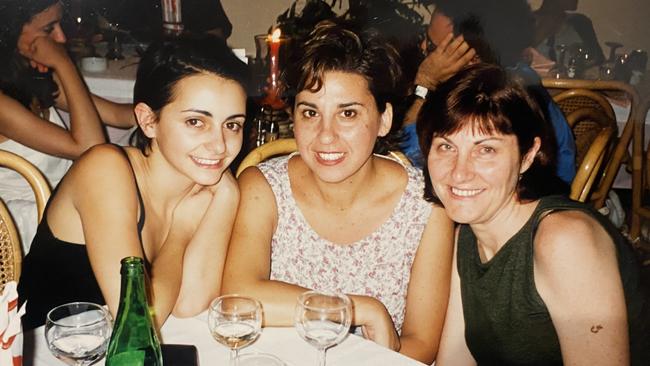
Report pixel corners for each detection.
[293,71,392,183]
[142,73,246,186]
[17,2,65,52]
[427,125,539,225]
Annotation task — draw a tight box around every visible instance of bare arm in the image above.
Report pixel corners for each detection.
[397,206,454,363]
[173,171,240,317]
[52,76,136,129]
[0,37,104,159]
[72,145,197,327]
[222,167,394,338]
[534,211,629,365]
[404,33,476,127]
[436,230,477,366]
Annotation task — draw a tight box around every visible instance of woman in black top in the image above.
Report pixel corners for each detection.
[19,34,248,330]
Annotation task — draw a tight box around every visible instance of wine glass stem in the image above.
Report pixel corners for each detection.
[318,348,327,366]
[230,348,239,366]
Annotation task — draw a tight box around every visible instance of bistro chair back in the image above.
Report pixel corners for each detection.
[542,79,641,230]
[236,139,298,177]
[0,150,52,288]
[552,88,616,121]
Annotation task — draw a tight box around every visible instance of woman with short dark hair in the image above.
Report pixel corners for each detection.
[419,63,649,366]
[223,21,454,363]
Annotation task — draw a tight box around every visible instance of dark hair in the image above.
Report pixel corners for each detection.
[281,20,406,154]
[434,0,534,67]
[0,0,60,109]
[131,34,250,153]
[417,63,565,204]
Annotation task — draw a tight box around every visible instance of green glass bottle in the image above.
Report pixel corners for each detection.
[105,256,163,366]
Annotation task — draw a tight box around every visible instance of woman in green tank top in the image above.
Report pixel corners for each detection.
[416,63,649,365]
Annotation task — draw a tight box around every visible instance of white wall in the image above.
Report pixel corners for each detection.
[223,1,649,61]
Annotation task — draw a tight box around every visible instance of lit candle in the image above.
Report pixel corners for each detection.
[262,28,285,108]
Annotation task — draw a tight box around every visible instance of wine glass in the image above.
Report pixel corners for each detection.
[208,295,263,366]
[294,291,352,366]
[45,302,112,366]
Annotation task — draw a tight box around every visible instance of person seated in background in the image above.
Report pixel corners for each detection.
[418,63,649,366]
[222,21,454,364]
[533,0,605,68]
[0,0,135,248]
[400,0,576,186]
[18,34,247,330]
[91,0,233,40]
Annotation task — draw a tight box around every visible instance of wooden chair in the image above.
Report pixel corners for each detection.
[542,79,641,220]
[235,138,411,177]
[633,96,650,242]
[0,150,52,287]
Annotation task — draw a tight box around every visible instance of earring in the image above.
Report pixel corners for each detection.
[518,174,523,181]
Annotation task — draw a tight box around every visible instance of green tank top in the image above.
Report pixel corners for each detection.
[457,195,649,366]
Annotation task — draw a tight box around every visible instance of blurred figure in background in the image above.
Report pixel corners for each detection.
[533,0,605,68]
[0,0,134,249]
[400,0,575,186]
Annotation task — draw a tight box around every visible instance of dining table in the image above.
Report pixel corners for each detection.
[23,312,427,366]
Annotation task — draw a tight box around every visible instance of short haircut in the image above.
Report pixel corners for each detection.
[281,20,406,153]
[417,63,566,203]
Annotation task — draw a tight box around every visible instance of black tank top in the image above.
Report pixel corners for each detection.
[457,195,650,366]
[18,146,147,330]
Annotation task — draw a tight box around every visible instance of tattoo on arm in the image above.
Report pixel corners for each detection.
[590,325,604,333]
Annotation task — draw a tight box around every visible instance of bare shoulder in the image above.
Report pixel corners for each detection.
[534,209,616,273]
[65,144,139,196]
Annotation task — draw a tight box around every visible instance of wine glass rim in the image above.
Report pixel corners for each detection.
[46,302,109,328]
[209,294,262,313]
[297,290,351,311]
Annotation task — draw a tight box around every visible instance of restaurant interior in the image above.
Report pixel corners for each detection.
[0,0,649,365]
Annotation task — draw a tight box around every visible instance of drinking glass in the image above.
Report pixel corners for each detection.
[45,302,112,366]
[294,291,352,366]
[208,295,263,366]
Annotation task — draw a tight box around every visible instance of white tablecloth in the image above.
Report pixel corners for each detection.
[23,313,427,366]
[80,56,138,145]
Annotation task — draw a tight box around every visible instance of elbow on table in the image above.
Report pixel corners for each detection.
[172,298,208,319]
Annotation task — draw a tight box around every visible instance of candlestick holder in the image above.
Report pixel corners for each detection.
[251,31,293,147]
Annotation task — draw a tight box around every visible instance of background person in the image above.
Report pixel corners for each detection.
[223,21,454,364]
[0,0,134,248]
[418,63,649,366]
[400,0,575,186]
[18,35,247,330]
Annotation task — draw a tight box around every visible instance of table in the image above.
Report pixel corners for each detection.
[80,55,138,145]
[23,312,426,366]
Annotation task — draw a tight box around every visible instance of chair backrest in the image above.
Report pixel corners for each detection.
[552,88,616,121]
[0,150,52,287]
[235,138,411,177]
[566,107,617,167]
[570,125,615,202]
[542,78,640,209]
[0,199,22,288]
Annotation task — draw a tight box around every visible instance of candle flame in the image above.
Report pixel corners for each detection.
[271,28,282,43]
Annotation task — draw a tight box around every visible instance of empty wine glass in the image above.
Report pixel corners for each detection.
[294,291,352,366]
[208,295,263,366]
[45,302,112,366]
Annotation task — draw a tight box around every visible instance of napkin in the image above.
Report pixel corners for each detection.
[0,282,25,366]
